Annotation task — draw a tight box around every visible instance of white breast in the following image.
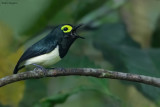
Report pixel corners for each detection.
[25,46,61,66]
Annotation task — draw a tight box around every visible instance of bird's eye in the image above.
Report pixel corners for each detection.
[61,25,72,33]
[63,27,68,31]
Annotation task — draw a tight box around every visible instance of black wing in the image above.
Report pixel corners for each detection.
[13,33,59,74]
[19,38,58,63]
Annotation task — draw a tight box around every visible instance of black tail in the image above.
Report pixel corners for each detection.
[13,62,25,74]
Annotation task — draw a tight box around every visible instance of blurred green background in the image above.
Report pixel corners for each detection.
[1,0,160,107]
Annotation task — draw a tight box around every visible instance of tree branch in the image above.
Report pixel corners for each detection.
[0,68,160,87]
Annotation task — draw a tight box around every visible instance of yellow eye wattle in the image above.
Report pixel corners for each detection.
[61,25,73,33]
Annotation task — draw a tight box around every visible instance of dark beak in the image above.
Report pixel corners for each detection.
[73,24,85,39]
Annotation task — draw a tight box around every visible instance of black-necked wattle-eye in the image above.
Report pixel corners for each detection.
[13,24,84,74]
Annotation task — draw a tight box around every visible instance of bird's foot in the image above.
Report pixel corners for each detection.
[32,64,47,76]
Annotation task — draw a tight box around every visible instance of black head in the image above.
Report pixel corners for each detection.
[57,24,84,58]
[60,24,84,39]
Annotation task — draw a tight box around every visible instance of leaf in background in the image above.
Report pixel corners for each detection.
[109,80,157,107]
[119,47,160,101]
[120,0,160,48]
[93,23,160,105]
[151,16,160,48]
[18,79,47,107]
[94,22,140,71]
[34,87,102,107]
[0,22,14,55]
[0,103,10,107]
[54,53,98,68]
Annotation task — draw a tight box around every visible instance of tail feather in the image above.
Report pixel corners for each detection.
[13,62,25,74]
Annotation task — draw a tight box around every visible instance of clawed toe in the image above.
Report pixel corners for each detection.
[32,64,47,76]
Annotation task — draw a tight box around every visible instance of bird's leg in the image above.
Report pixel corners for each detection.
[32,64,47,76]
[32,63,44,69]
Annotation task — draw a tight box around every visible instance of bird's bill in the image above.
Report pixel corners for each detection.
[73,24,85,39]
[75,35,85,39]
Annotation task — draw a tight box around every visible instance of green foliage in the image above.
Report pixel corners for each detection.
[151,17,160,48]
[55,53,98,68]
[19,79,47,107]
[23,0,74,36]
[34,87,100,107]
[93,23,160,102]
[73,0,107,22]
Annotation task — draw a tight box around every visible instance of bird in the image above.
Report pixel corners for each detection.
[13,24,84,74]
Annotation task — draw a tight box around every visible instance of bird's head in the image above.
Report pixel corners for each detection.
[55,24,85,58]
[60,24,84,39]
